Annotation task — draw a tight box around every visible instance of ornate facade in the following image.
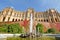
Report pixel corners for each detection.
[0,7,60,23]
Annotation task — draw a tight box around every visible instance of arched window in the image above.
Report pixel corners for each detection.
[3,17,5,21]
[18,19,20,21]
[39,20,40,22]
[15,19,17,21]
[41,20,43,22]
[51,19,53,22]
[55,18,57,22]
[44,19,45,22]
[8,17,10,21]
[21,19,23,21]
[10,11,12,16]
[12,19,14,22]
[46,19,48,22]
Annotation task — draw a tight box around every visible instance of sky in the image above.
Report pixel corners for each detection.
[0,0,60,12]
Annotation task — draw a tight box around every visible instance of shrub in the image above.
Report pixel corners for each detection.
[47,28,56,34]
[36,23,44,33]
[0,23,23,34]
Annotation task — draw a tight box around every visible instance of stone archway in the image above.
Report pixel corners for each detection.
[18,19,20,21]
[21,19,23,21]
[8,17,10,21]
[15,19,17,21]
[12,19,14,22]
[46,19,48,22]
[41,20,43,22]
[55,18,57,22]
[3,17,5,21]
[39,19,40,22]
[44,19,45,22]
[51,19,53,22]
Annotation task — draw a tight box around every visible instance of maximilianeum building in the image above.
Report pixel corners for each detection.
[0,7,60,23]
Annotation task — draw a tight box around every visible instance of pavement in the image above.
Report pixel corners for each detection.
[0,38,6,40]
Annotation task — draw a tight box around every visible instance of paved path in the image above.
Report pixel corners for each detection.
[43,34,60,37]
[0,34,21,38]
[0,38,6,40]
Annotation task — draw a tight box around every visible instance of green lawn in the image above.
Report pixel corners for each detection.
[7,36,56,40]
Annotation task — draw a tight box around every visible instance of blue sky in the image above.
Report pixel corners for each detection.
[0,0,60,12]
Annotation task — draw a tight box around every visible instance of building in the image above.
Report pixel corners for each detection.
[0,7,60,23]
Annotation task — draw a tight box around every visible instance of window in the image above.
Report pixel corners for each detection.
[3,17,5,21]
[10,11,12,16]
[21,19,23,21]
[44,19,45,22]
[39,20,40,22]
[46,19,48,22]
[18,19,20,21]
[12,19,14,22]
[15,19,17,21]
[8,17,10,21]
[55,18,57,22]
[51,19,53,22]
[41,20,43,22]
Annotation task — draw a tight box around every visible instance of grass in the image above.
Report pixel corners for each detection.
[7,36,56,40]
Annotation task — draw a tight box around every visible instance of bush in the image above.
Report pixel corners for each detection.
[47,28,56,34]
[36,23,44,33]
[0,23,23,34]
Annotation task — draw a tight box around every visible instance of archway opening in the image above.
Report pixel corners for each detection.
[55,18,57,22]
[21,19,23,21]
[8,17,10,21]
[12,19,14,22]
[41,20,43,22]
[3,17,5,21]
[44,19,45,22]
[46,19,48,22]
[51,19,53,22]
[39,20,40,22]
[15,19,17,21]
[18,19,20,21]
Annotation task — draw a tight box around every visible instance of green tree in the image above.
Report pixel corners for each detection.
[47,28,56,33]
[0,24,8,33]
[0,23,23,34]
[7,23,23,33]
[36,23,44,33]
[0,27,6,33]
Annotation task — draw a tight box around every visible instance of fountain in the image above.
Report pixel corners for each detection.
[30,13,33,33]
[29,13,36,38]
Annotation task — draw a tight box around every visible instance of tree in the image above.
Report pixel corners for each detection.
[47,28,56,33]
[0,27,6,33]
[36,23,44,33]
[0,23,23,34]
[7,23,23,33]
[0,24,8,33]
[22,19,29,33]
